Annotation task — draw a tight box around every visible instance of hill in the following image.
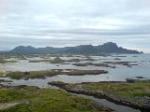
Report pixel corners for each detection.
[9,42,142,55]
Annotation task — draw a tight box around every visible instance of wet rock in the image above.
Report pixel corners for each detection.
[48,81,150,111]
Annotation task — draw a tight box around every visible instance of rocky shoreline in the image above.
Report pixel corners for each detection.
[48,81,150,112]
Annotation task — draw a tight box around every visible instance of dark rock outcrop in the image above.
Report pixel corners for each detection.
[48,82,150,111]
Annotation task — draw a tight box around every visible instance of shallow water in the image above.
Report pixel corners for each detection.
[0,54,149,112]
[0,78,142,112]
[0,54,150,85]
[74,93,141,112]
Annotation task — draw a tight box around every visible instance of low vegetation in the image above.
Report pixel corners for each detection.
[29,59,52,63]
[73,62,115,68]
[29,57,86,63]
[29,57,64,63]
[81,80,150,98]
[0,86,111,112]
[3,69,108,80]
[5,70,61,80]
[50,80,150,110]
[0,70,6,77]
[0,58,17,64]
[63,69,108,76]
[49,80,150,111]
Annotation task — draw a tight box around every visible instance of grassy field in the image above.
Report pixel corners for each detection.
[49,80,150,111]
[0,86,111,112]
[0,59,17,64]
[5,70,62,80]
[81,80,150,98]
[0,71,6,77]
[2,69,107,80]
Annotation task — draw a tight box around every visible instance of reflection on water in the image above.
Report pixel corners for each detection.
[0,54,146,112]
[0,54,148,112]
[0,54,150,86]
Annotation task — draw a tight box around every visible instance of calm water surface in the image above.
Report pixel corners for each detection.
[0,54,149,112]
[0,54,150,86]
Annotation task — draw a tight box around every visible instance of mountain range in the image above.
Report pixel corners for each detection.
[8,42,142,55]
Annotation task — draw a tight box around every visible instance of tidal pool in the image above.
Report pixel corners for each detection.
[0,54,150,86]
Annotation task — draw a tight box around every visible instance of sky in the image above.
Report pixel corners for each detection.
[0,0,150,52]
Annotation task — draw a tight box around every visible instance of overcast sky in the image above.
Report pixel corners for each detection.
[0,0,150,52]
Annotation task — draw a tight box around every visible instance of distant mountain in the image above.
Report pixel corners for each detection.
[9,42,142,55]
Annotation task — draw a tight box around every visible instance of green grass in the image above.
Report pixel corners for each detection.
[6,70,62,80]
[0,86,109,112]
[0,58,17,63]
[29,57,64,64]
[81,81,150,98]
[0,70,6,77]
[4,69,107,80]
[0,58,8,63]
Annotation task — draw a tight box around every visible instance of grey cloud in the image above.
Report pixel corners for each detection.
[0,0,150,52]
